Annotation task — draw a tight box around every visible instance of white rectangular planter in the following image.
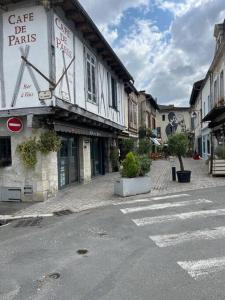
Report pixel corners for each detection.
[114,176,151,197]
[212,159,225,176]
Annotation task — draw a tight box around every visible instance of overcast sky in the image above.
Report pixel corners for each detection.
[79,0,225,106]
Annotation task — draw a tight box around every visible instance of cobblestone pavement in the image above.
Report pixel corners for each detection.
[15,158,225,216]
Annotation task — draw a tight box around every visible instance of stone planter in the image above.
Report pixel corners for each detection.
[114,176,151,197]
[212,159,225,176]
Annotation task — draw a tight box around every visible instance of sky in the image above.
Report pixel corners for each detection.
[79,0,225,106]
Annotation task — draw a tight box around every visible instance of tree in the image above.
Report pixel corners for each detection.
[167,133,189,171]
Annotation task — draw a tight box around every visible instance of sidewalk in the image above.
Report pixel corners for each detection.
[15,158,225,216]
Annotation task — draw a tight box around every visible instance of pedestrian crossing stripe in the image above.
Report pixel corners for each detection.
[132,208,225,226]
[149,226,225,247]
[120,199,212,214]
[113,193,190,206]
[177,256,225,280]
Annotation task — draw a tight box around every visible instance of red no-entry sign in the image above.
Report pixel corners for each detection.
[7,117,23,133]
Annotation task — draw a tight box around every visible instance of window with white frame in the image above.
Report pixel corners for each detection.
[208,95,211,112]
[86,50,97,103]
[107,72,118,109]
[214,79,218,105]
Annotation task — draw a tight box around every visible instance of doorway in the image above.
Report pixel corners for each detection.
[91,137,105,177]
[58,135,79,189]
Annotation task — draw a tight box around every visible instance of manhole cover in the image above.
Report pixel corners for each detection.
[54,210,73,216]
[47,272,60,279]
[77,249,88,255]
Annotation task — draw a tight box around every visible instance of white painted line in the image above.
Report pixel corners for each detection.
[152,194,190,201]
[114,194,190,206]
[132,208,225,226]
[120,199,212,214]
[177,256,225,280]
[0,213,53,221]
[150,226,225,248]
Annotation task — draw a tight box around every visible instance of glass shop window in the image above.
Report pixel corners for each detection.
[0,137,12,167]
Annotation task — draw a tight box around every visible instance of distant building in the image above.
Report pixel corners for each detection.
[138,92,159,133]
[156,105,191,143]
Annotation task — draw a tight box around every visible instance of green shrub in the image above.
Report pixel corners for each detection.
[121,152,140,178]
[137,138,151,155]
[137,154,151,176]
[17,137,38,169]
[215,146,225,159]
[37,131,61,154]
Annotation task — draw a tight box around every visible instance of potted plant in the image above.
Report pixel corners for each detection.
[167,133,191,183]
[114,152,151,197]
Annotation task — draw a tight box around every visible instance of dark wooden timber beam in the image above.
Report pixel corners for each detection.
[83,33,98,41]
[66,10,85,22]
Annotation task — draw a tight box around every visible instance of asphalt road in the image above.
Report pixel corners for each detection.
[1,186,225,299]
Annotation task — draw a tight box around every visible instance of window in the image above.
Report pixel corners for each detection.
[157,127,161,138]
[207,137,210,154]
[203,102,206,117]
[214,79,218,105]
[128,99,137,130]
[208,95,211,112]
[162,115,165,121]
[152,117,156,129]
[86,51,97,103]
[0,137,12,167]
[146,112,151,128]
[220,71,224,100]
[108,73,118,109]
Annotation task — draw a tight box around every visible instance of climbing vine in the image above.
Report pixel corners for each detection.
[17,137,38,169]
[17,131,61,169]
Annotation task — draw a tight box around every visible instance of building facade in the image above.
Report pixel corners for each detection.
[0,0,134,201]
[156,105,191,143]
[138,92,158,134]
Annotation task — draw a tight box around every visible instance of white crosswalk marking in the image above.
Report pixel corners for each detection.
[177,256,225,280]
[150,226,225,247]
[120,199,212,214]
[113,193,190,206]
[132,208,225,226]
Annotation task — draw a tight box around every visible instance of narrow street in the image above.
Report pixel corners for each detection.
[1,186,225,299]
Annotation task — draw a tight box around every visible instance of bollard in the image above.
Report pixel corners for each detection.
[172,166,176,181]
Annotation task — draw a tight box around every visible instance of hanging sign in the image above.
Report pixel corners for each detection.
[7,117,23,132]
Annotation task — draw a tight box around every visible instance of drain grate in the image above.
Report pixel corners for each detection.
[53,210,73,217]
[13,217,43,228]
[0,220,9,227]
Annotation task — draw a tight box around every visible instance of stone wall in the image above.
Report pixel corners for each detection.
[0,117,58,202]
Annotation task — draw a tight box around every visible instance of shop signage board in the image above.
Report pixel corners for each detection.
[7,117,23,132]
[54,15,75,103]
[1,6,49,110]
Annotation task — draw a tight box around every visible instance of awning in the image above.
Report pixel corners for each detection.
[202,106,225,122]
[54,122,117,138]
[150,137,161,146]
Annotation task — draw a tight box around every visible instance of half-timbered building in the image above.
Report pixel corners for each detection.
[0,0,134,201]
